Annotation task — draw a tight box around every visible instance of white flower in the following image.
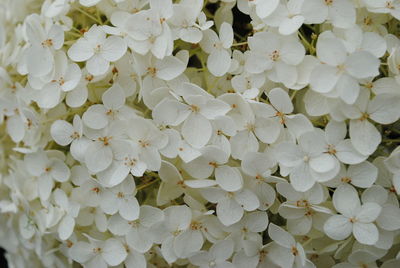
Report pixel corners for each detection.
[263,0,305,36]
[227,211,269,256]
[159,205,193,263]
[200,22,233,77]
[277,182,331,235]
[108,205,164,253]
[267,87,313,139]
[126,117,168,171]
[325,161,378,189]
[189,239,235,268]
[97,141,146,187]
[153,85,231,149]
[99,176,140,221]
[53,189,80,241]
[170,0,204,43]
[301,0,356,28]
[68,25,127,76]
[22,14,64,77]
[51,115,90,162]
[24,151,70,201]
[276,129,340,192]
[364,0,400,20]
[183,146,243,192]
[83,122,126,173]
[201,186,259,226]
[267,223,315,268]
[125,3,173,59]
[310,32,380,104]
[324,184,381,245]
[69,237,127,267]
[246,31,305,87]
[82,83,130,130]
[157,160,186,206]
[238,0,280,19]
[340,89,400,155]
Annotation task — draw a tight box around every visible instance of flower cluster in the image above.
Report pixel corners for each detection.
[1,0,400,267]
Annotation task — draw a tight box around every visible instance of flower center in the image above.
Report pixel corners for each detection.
[138,139,150,148]
[326,144,337,155]
[41,39,53,47]
[98,136,112,146]
[291,246,299,256]
[341,176,352,183]
[270,50,280,61]
[93,247,102,253]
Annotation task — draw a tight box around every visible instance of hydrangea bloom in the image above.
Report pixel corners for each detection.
[1,0,400,267]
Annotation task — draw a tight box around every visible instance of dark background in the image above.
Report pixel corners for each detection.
[0,248,7,268]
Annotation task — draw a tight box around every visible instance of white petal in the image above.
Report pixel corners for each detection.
[234,189,260,211]
[353,222,379,245]
[255,0,279,18]
[84,142,113,173]
[102,238,127,266]
[165,205,192,231]
[152,99,191,126]
[35,83,61,109]
[97,162,129,187]
[316,36,347,66]
[309,154,336,173]
[376,204,400,231]
[347,161,377,188]
[215,166,243,192]
[329,0,356,28]
[68,39,94,62]
[333,184,360,217]
[357,202,382,223]
[368,94,400,124]
[350,119,381,156]
[182,113,212,148]
[217,197,244,226]
[86,54,110,76]
[185,179,217,188]
[268,87,293,113]
[254,117,281,144]
[51,120,74,146]
[27,45,53,77]
[346,51,380,79]
[50,159,70,182]
[126,228,153,253]
[70,241,94,263]
[156,56,186,80]
[174,230,204,258]
[268,223,295,248]
[119,198,140,221]
[58,216,74,240]
[290,164,316,192]
[335,140,367,165]
[125,251,146,268]
[230,130,259,160]
[207,49,231,77]
[66,86,88,108]
[279,16,304,36]
[285,114,314,139]
[100,36,127,62]
[309,64,340,93]
[220,22,233,48]
[301,0,327,24]
[102,84,125,110]
[6,116,24,142]
[323,215,353,240]
[82,105,108,129]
